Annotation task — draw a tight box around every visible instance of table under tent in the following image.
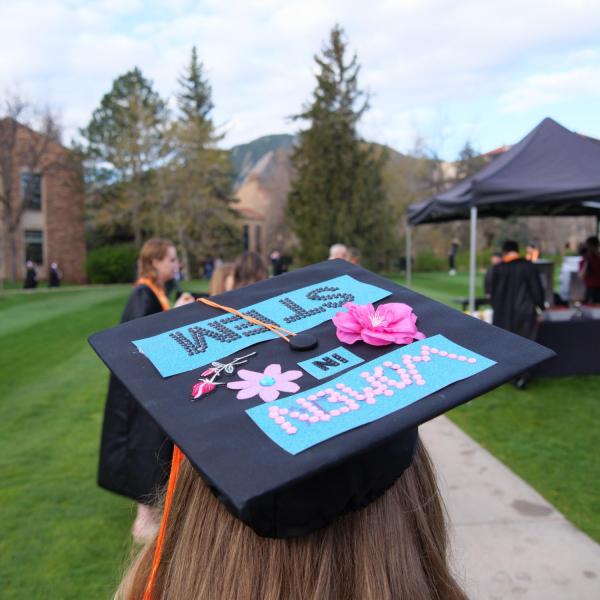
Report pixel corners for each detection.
[405,117,600,376]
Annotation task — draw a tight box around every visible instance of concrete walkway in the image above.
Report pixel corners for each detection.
[420,416,600,600]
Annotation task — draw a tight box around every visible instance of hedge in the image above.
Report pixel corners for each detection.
[85,244,137,284]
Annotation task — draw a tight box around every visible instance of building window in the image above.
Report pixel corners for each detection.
[21,173,42,210]
[24,230,43,264]
[254,225,262,253]
[242,225,249,250]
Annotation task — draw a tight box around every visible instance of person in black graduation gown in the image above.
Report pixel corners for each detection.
[98,238,193,543]
[48,262,61,287]
[23,261,38,289]
[490,240,544,387]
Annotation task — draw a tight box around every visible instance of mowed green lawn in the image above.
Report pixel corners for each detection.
[1,273,598,599]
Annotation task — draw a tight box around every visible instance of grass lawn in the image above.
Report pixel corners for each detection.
[0,272,598,599]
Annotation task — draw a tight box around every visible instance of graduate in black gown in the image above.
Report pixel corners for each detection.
[490,240,545,388]
[23,261,38,289]
[98,239,193,542]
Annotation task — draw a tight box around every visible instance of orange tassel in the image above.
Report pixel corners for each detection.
[142,445,184,600]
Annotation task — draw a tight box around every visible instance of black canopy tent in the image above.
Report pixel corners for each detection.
[405,118,600,310]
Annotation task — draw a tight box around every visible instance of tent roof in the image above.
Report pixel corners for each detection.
[408,118,600,225]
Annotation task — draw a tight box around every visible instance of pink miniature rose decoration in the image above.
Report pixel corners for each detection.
[191,380,216,400]
[332,302,425,346]
[227,364,302,402]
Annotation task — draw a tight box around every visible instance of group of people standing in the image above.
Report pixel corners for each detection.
[483,235,600,389]
[23,261,61,289]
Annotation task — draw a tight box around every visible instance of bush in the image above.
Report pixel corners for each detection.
[85,244,137,284]
[456,248,495,271]
[414,249,446,272]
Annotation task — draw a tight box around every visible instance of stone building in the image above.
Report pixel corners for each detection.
[0,119,86,283]
[234,147,295,257]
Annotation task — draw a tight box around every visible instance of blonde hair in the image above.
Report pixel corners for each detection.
[115,438,467,600]
[138,239,174,284]
[208,263,235,296]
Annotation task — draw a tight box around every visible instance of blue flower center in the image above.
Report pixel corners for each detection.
[260,376,276,387]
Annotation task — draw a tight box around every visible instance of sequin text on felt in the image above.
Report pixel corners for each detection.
[133,275,392,377]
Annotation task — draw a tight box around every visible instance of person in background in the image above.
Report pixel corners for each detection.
[225,251,269,290]
[447,238,460,276]
[329,243,348,261]
[269,249,285,276]
[97,239,194,543]
[48,262,61,287]
[347,247,361,265]
[203,256,215,280]
[23,260,38,289]
[489,240,544,389]
[579,236,600,303]
[209,262,235,295]
[525,242,540,262]
[484,252,502,298]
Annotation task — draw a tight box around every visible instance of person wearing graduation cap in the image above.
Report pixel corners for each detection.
[90,258,553,599]
[97,238,194,543]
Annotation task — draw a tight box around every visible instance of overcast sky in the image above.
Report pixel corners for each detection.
[1,0,599,159]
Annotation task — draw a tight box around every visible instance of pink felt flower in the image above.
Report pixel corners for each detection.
[227,364,302,402]
[332,302,425,346]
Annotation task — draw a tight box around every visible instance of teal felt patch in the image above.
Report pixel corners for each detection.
[298,346,364,379]
[133,275,390,377]
[246,334,496,454]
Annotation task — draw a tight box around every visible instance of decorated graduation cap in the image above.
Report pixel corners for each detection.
[90,259,554,542]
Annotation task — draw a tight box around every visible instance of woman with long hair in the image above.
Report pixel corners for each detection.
[98,239,193,543]
[115,438,467,600]
[225,251,269,290]
[208,262,235,296]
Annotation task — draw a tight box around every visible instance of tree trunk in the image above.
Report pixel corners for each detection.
[9,224,18,281]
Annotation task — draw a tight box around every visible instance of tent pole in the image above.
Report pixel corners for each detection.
[468,207,477,313]
[406,221,412,287]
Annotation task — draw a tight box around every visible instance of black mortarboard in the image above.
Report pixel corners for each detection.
[89,259,554,538]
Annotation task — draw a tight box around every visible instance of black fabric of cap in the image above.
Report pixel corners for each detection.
[89,259,554,538]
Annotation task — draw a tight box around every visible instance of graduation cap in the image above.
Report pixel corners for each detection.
[89,259,554,540]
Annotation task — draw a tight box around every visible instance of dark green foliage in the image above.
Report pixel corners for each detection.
[80,68,169,246]
[414,249,447,272]
[288,26,396,269]
[163,47,240,275]
[85,244,137,284]
[177,46,214,121]
[81,67,167,182]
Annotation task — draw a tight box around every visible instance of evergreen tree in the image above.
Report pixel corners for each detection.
[177,46,214,121]
[163,48,239,275]
[288,25,394,268]
[81,68,168,247]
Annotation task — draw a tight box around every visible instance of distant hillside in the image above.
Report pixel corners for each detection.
[230,134,295,188]
[229,133,428,256]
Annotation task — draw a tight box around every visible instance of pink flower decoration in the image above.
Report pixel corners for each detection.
[332,302,425,346]
[227,364,302,402]
[191,380,216,400]
[201,367,216,376]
